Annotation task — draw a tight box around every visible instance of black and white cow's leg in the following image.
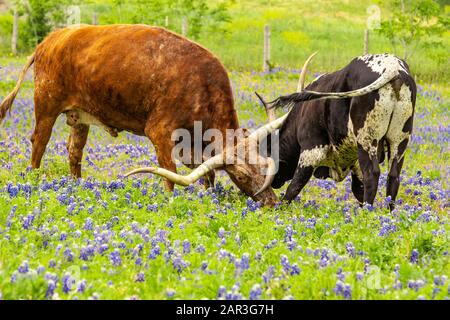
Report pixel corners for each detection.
[385,79,415,210]
[357,143,381,206]
[351,174,364,205]
[283,144,329,202]
[283,166,314,202]
[386,135,411,210]
[386,156,405,210]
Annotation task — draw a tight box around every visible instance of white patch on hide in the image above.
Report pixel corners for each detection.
[358,54,408,75]
[385,84,413,167]
[65,110,118,137]
[355,85,397,157]
[298,145,330,168]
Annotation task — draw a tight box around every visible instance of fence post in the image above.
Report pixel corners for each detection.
[12,7,18,55]
[182,17,188,36]
[363,29,369,55]
[263,24,271,72]
[165,16,169,28]
[92,12,98,25]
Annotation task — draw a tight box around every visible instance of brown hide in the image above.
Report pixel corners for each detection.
[34,25,239,136]
[0,25,278,205]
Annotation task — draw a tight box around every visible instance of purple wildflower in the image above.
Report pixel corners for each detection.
[110,249,122,266]
[410,249,419,264]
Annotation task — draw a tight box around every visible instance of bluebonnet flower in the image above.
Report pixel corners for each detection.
[77,280,87,293]
[291,264,301,275]
[10,271,17,283]
[255,252,262,261]
[22,213,35,230]
[240,253,250,270]
[262,266,275,284]
[98,244,109,254]
[343,284,352,299]
[235,234,241,246]
[110,249,122,266]
[434,275,447,286]
[217,286,227,299]
[172,253,188,273]
[135,272,145,282]
[64,248,74,262]
[84,218,93,230]
[356,272,364,281]
[410,249,419,264]
[48,260,56,268]
[345,242,355,258]
[18,260,29,273]
[218,227,225,239]
[182,239,191,254]
[249,284,262,300]
[46,280,56,298]
[285,224,293,241]
[62,273,75,294]
[337,268,345,281]
[334,281,352,299]
[7,184,19,198]
[148,246,161,259]
[37,265,45,275]
[281,255,291,273]
[166,289,176,298]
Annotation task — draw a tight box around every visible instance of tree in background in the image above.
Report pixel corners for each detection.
[104,0,232,39]
[17,0,66,47]
[377,0,449,60]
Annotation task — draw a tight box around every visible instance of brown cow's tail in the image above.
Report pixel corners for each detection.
[0,52,36,124]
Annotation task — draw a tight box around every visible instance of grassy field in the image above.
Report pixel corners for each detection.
[0,0,449,301]
[0,64,448,299]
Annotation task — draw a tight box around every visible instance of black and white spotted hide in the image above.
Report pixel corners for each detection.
[271,54,416,210]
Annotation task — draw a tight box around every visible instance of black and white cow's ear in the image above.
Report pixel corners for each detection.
[255,92,276,122]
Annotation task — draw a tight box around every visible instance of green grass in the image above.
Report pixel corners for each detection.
[0,0,449,83]
[0,64,448,300]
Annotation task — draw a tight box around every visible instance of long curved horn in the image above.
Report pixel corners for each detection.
[248,113,289,142]
[250,52,318,142]
[297,52,317,92]
[254,157,276,196]
[124,153,225,185]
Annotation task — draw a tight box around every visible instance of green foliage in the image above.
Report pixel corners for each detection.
[15,0,69,47]
[377,0,449,60]
[95,0,232,39]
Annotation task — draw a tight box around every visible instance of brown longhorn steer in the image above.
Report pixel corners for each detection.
[1,25,313,206]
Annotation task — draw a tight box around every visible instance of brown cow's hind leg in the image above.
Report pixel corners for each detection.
[31,115,58,169]
[67,124,90,178]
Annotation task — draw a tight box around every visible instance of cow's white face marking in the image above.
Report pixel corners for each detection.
[358,54,408,75]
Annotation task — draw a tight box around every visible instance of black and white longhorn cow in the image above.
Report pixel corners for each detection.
[258,53,416,210]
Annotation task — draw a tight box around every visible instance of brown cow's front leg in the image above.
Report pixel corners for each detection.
[145,122,177,192]
[67,124,90,178]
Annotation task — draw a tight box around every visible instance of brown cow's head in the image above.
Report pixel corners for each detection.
[123,123,284,206]
[125,54,316,207]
